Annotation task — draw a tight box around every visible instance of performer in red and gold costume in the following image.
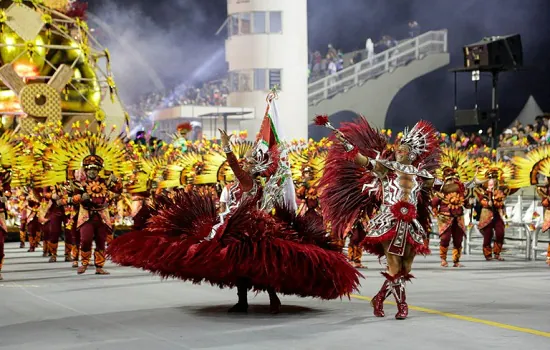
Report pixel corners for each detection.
[432,147,476,267]
[36,125,133,273]
[510,145,550,265]
[317,116,440,320]
[0,168,10,281]
[108,93,360,314]
[475,162,516,261]
[20,189,45,253]
[0,131,34,280]
[72,155,123,274]
[43,185,68,262]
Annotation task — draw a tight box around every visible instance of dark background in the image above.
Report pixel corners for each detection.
[89,0,550,133]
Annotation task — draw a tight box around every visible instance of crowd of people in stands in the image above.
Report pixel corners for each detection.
[308,20,421,83]
[126,80,229,122]
[437,115,550,155]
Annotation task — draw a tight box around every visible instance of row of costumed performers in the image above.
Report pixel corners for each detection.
[2,93,550,318]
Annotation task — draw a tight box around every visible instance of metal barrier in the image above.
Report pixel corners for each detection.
[307,30,448,105]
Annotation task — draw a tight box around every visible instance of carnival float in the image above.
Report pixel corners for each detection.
[0,0,127,134]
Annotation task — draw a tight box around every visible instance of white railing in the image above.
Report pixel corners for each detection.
[308,30,448,105]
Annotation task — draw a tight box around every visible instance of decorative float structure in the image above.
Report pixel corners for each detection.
[0,0,128,134]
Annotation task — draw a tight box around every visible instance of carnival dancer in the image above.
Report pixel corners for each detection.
[0,131,31,280]
[71,155,123,274]
[316,116,440,320]
[432,148,477,267]
[36,125,133,274]
[0,168,10,281]
[43,185,68,262]
[20,189,45,253]
[172,122,192,152]
[510,145,550,265]
[347,212,372,268]
[475,162,516,261]
[108,93,361,314]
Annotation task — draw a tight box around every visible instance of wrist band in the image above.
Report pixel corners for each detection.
[223,145,232,153]
[343,142,354,152]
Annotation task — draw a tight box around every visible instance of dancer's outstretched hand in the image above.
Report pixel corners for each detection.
[219,129,232,148]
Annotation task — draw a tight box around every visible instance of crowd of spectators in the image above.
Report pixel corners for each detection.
[308,20,421,83]
[439,115,550,156]
[127,80,229,122]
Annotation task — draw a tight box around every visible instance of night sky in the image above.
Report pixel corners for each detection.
[89,0,550,133]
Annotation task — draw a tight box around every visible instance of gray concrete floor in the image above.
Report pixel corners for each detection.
[1,242,549,350]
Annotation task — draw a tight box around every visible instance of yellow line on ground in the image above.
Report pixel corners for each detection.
[351,294,550,338]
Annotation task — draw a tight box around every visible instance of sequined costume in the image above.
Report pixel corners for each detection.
[108,96,361,313]
[432,147,476,267]
[317,116,440,319]
[475,162,516,261]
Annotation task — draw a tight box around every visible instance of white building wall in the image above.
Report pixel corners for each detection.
[225,0,308,141]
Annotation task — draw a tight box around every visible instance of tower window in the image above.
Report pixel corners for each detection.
[252,12,266,33]
[269,12,282,33]
[269,69,282,90]
[254,69,267,90]
[240,13,251,34]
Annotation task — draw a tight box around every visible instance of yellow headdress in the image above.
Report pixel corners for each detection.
[126,142,172,195]
[289,140,327,185]
[37,128,133,187]
[436,147,476,183]
[481,161,514,183]
[200,140,255,184]
[509,145,550,188]
[0,131,36,187]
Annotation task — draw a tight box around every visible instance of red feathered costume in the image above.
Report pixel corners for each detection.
[318,117,440,319]
[108,139,361,313]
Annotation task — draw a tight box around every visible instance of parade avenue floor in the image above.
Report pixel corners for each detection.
[1,242,549,350]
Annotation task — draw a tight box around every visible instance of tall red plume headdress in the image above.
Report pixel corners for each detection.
[398,120,439,164]
[177,122,192,133]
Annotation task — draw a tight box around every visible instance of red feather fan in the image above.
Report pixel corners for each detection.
[318,116,389,240]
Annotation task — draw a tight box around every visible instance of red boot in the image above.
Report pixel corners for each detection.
[371,274,392,317]
[390,272,414,320]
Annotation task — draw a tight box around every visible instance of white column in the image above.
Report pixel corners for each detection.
[225,0,308,141]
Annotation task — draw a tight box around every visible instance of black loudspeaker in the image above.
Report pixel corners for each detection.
[463,34,522,69]
[454,109,494,127]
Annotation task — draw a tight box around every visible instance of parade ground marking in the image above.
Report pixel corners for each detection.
[351,294,550,338]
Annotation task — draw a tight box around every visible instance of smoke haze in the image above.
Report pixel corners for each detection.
[88,0,227,104]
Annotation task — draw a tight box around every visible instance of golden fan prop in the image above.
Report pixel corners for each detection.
[0,0,128,134]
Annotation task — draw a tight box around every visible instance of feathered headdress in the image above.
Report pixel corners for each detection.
[160,151,207,188]
[436,146,476,183]
[399,121,440,163]
[177,122,192,133]
[481,161,514,183]
[0,131,36,187]
[510,145,550,188]
[37,128,134,187]
[201,140,255,183]
[289,141,327,186]
[127,142,171,195]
